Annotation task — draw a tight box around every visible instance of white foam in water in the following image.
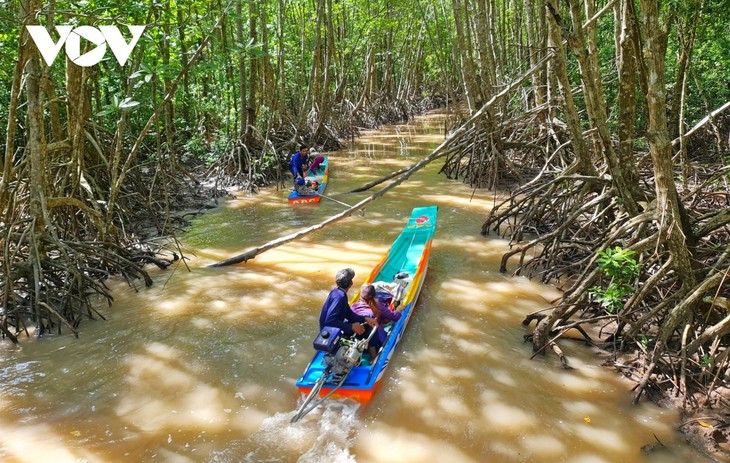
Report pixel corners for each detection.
[297,400,360,463]
[234,398,361,462]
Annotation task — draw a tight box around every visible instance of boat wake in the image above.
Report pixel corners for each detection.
[239,399,362,462]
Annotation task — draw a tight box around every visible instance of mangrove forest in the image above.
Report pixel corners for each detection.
[2,0,730,451]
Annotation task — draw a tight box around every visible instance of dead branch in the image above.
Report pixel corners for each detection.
[671,100,730,147]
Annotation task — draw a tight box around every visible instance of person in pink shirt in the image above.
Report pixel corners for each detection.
[308,150,325,175]
[351,284,402,360]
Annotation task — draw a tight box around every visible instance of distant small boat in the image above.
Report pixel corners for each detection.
[288,156,329,205]
[292,206,438,422]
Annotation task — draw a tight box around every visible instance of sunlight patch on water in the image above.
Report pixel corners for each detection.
[436,275,560,320]
[140,268,325,320]
[397,378,430,408]
[485,440,527,461]
[569,400,602,417]
[115,342,234,433]
[569,454,615,463]
[354,423,478,463]
[429,364,475,380]
[480,401,535,430]
[439,315,476,336]
[437,279,495,314]
[518,433,566,455]
[631,404,677,429]
[502,275,563,301]
[437,395,473,418]
[542,368,611,394]
[155,296,195,315]
[421,193,495,209]
[489,368,518,388]
[0,422,86,463]
[574,424,628,452]
[452,337,492,355]
[191,316,214,330]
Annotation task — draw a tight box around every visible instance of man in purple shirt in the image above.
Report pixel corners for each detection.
[319,268,376,336]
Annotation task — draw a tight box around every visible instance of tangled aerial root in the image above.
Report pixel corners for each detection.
[440,99,730,406]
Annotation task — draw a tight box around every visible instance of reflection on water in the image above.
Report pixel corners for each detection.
[0,112,711,462]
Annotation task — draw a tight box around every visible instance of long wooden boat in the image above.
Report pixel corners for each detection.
[293,206,438,416]
[287,156,329,205]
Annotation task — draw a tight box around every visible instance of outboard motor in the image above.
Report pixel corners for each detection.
[292,325,376,424]
[330,341,363,375]
[313,325,374,376]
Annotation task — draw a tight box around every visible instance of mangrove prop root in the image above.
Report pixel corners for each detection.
[425,73,730,406]
[483,163,730,406]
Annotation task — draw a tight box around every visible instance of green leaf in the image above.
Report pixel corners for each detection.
[95,107,115,117]
[119,98,140,109]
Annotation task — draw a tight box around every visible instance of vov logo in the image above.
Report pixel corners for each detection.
[26,25,145,67]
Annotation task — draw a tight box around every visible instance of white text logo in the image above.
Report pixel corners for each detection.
[26,25,145,67]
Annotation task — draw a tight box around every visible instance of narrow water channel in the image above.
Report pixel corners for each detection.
[0,111,710,462]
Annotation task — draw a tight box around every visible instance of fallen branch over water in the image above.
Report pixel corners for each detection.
[208,200,369,267]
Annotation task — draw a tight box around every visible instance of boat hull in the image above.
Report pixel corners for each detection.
[295,205,438,402]
[288,156,329,205]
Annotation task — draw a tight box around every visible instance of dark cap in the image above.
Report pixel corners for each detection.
[360,284,375,300]
[335,268,355,288]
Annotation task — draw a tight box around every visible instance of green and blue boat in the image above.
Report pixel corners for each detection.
[292,206,438,421]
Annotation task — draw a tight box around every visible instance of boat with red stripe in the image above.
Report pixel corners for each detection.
[288,156,329,205]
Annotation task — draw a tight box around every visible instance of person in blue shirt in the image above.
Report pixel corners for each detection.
[289,144,310,180]
[318,268,376,337]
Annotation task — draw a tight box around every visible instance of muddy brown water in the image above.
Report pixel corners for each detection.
[0,111,712,462]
